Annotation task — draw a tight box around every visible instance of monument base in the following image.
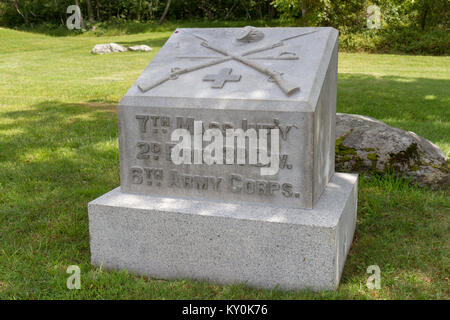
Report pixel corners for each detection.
[88,173,357,291]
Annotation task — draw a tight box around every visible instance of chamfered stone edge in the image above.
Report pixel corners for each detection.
[88,172,357,291]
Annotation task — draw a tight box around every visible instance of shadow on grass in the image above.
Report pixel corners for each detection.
[0,101,122,297]
[0,100,119,213]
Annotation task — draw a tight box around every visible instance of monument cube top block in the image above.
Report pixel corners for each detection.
[118,27,338,209]
[121,27,338,110]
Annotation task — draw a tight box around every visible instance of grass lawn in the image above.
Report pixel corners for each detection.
[0,25,449,299]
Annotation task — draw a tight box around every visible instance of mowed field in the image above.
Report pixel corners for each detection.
[0,27,448,299]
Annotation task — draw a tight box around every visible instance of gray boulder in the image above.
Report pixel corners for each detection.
[335,113,449,189]
[91,43,127,54]
[128,45,153,52]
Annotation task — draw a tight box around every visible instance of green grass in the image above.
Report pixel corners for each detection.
[16,20,450,55]
[0,26,449,299]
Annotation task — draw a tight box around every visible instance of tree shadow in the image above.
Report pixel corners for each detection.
[0,100,123,297]
[0,100,116,165]
[0,101,120,227]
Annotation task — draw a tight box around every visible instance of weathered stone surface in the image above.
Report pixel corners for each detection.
[128,45,153,52]
[118,27,339,209]
[335,113,449,188]
[88,27,357,291]
[91,43,127,54]
[89,173,357,291]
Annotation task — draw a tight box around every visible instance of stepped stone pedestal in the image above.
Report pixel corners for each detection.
[88,27,357,291]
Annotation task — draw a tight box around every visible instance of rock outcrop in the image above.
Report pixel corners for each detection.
[91,43,152,54]
[91,43,128,54]
[128,45,152,52]
[335,113,449,189]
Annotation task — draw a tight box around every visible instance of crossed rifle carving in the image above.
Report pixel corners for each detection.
[138,29,318,96]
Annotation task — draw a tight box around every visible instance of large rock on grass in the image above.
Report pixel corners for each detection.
[91,43,127,54]
[335,113,449,189]
[128,45,152,52]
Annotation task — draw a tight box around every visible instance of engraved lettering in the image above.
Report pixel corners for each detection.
[193,175,208,190]
[244,179,255,194]
[130,166,144,184]
[269,181,280,194]
[169,170,180,187]
[176,116,195,135]
[136,142,150,159]
[150,116,159,127]
[281,183,293,197]
[274,118,297,141]
[160,116,170,127]
[182,175,193,188]
[241,119,248,131]
[165,143,176,161]
[150,142,161,154]
[153,169,163,180]
[209,176,222,191]
[256,180,267,195]
[230,174,242,193]
[209,122,220,129]
[136,115,149,133]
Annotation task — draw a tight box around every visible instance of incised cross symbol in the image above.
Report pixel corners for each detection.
[203,68,241,88]
[138,28,319,96]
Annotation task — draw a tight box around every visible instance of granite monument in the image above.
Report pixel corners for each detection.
[88,26,358,291]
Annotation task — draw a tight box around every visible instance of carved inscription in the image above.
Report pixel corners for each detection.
[130,114,301,200]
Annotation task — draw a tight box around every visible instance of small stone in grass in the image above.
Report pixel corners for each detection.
[128,45,153,52]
